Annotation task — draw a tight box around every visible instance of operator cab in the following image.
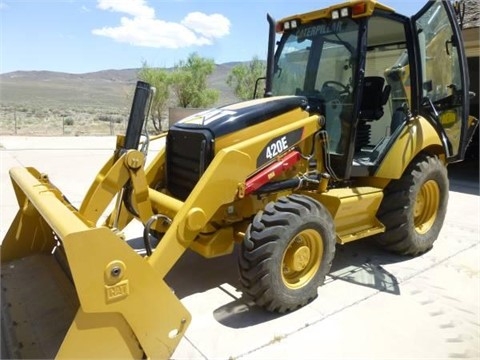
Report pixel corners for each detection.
[268,0,470,179]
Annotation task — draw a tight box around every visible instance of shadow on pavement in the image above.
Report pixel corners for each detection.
[448,158,479,195]
[164,247,242,299]
[212,299,282,329]
[327,241,403,295]
[164,246,285,328]
[164,240,406,300]
[161,238,411,329]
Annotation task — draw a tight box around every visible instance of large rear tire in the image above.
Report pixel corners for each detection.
[238,194,336,313]
[374,154,449,256]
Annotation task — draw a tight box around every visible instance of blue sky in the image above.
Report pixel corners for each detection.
[0,0,421,74]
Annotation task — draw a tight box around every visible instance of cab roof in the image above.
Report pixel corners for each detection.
[279,0,395,26]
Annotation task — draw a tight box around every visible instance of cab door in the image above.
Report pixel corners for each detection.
[412,0,470,161]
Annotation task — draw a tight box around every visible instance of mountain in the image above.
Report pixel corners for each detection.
[0,63,239,110]
[1,69,138,82]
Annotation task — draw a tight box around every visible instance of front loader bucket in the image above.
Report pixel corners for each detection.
[1,167,191,359]
[1,254,79,358]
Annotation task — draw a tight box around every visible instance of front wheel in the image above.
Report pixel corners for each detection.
[238,194,336,313]
[373,154,449,256]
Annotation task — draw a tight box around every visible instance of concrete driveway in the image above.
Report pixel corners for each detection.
[1,136,479,359]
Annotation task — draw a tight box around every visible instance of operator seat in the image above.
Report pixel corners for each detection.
[356,76,391,151]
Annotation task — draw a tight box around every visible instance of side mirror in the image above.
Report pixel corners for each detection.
[253,77,267,99]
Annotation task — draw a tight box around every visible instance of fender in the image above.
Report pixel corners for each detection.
[375,116,444,179]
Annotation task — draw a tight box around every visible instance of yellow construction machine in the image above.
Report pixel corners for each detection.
[1,0,478,358]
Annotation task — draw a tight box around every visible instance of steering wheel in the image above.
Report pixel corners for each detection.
[321,81,350,96]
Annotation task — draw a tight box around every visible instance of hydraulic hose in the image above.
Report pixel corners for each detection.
[143,214,172,256]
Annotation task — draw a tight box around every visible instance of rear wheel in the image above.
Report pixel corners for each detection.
[374,154,448,256]
[238,194,336,313]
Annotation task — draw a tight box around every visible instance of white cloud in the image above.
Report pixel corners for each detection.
[92,0,230,49]
[93,17,211,48]
[96,0,155,19]
[181,12,230,39]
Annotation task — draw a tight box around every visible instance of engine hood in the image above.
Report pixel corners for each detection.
[171,96,308,138]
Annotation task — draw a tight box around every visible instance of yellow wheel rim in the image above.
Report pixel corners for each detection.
[414,180,440,234]
[281,229,323,289]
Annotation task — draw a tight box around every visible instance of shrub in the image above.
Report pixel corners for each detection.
[64,118,74,126]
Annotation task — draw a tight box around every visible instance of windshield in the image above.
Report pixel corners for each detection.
[272,18,361,154]
[272,18,360,97]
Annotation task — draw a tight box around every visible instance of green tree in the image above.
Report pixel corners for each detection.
[227,56,267,100]
[138,61,170,131]
[170,53,218,108]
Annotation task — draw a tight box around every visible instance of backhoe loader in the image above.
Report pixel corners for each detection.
[1,0,478,358]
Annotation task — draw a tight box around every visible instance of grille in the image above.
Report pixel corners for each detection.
[166,129,214,200]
